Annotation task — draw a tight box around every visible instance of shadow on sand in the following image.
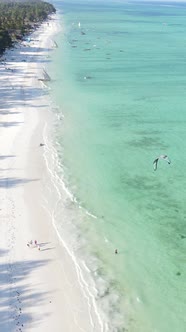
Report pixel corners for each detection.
[0,42,53,113]
[0,155,16,160]
[0,177,38,188]
[0,248,51,331]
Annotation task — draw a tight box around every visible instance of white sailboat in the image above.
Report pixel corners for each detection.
[43,69,51,81]
[53,40,58,48]
[38,68,51,82]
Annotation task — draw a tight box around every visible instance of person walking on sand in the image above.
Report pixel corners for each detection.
[34,240,37,247]
[27,240,33,247]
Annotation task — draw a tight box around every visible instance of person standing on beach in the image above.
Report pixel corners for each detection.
[28,240,33,247]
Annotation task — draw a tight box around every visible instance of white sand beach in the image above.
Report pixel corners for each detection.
[0,15,102,332]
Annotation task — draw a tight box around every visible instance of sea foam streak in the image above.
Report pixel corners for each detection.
[42,121,109,331]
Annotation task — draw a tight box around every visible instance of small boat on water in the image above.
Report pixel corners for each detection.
[38,68,51,82]
[53,40,58,48]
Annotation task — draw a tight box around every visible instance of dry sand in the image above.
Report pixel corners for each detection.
[0,15,103,332]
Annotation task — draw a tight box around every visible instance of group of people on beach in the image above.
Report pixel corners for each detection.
[27,240,40,250]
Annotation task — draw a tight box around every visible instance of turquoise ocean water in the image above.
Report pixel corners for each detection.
[46,1,186,331]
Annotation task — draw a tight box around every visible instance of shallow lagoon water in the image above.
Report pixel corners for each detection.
[47,1,186,331]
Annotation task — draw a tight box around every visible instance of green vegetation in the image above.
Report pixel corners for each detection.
[0,0,56,54]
